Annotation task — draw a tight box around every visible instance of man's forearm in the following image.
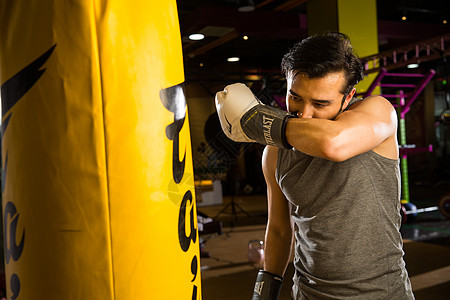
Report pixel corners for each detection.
[264,224,293,276]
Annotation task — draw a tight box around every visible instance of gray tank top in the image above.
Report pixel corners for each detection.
[276,148,414,299]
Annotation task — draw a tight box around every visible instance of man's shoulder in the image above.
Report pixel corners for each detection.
[354,95,392,106]
[262,145,279,175]
[347,95,395,115]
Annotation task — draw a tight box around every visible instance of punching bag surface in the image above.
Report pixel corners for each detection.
[0,1,201,299]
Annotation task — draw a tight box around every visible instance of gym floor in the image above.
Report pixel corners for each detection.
[198,190,450,300]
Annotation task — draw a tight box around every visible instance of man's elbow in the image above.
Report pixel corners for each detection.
[321,137,350,162]
[267,221,293,241]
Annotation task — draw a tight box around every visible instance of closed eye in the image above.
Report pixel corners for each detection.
[289,93,301,102]
[313,102,327,108]
[312,100,332,108]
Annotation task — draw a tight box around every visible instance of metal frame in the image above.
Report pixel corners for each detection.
[357,68,436,203]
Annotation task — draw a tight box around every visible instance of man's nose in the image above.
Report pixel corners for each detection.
[298,104,313,118]
[287,98,313,118]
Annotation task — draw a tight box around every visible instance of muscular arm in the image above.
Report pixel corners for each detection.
[285,96,398,162]
[262,145,294,276]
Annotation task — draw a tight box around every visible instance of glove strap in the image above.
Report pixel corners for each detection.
[280,114,292,149]
[252,270,283,300]
[241,104,293,149]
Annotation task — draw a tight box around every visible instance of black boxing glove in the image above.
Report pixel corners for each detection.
[252,270,283,300]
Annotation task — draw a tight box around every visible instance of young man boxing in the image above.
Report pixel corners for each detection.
[215,33,414,299]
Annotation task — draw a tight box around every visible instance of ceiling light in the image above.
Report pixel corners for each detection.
[188,33,205,41]
[407,63,419,69]
[227,57,240,62]
[238,0,255,12]
[243,35,249,40]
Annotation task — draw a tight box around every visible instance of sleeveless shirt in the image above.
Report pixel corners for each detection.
[276,147,414,299]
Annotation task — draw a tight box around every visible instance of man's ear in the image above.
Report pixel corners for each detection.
[343,88,356,109]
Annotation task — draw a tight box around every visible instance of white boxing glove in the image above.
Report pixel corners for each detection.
[215,83,293,148]
[215,83,259,143]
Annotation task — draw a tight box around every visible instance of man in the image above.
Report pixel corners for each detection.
[215,33,414,299]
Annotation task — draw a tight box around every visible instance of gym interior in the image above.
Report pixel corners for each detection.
[0,0,449,299]
[177,0,450,299]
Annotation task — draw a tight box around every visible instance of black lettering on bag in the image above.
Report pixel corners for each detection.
[160,84,186,184]
[160,83,199,299]
[4,202,25,264]
[9,273,20,300]
[178,191,196,252]
[1,44,56,119]
[0,45,54,300]
[191,255,198,299]
[191,255,198,282]
[3,202,24,300]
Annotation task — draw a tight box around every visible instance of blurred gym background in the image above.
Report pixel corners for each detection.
[175,0,450,299]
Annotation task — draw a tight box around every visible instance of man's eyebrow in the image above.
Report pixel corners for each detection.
[312,99,333,104]
[289,90,333,104]
[289,89,301,98]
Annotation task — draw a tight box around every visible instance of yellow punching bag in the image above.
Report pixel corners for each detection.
[0,1,201,299]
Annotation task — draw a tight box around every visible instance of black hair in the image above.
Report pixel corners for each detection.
[281,32,364,95]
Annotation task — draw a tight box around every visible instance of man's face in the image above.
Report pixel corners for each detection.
[286,71,354,120]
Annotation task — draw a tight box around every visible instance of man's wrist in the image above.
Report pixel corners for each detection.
[241,104,293,149]
[280,115,293,149]
[284,117,294,149]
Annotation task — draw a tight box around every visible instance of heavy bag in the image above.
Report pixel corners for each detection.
[0,1,201,299]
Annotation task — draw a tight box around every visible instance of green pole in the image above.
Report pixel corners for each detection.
[398,91,410,203]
